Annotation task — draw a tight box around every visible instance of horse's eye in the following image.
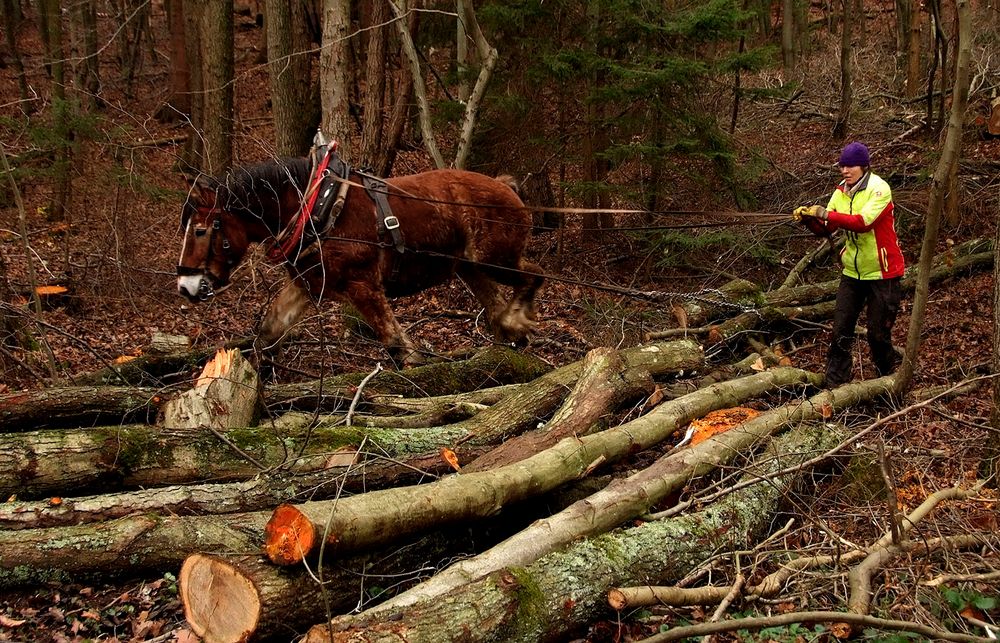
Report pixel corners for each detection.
[194,227,207,237]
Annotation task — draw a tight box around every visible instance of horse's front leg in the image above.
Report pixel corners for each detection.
[344,280,421,367]
[257,281,312,351]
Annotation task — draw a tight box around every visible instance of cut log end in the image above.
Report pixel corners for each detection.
[607,588,627,610]
[180,554,260,643]
[264,503,317,565]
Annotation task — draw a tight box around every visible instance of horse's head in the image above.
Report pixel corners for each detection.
[176,176,252,302]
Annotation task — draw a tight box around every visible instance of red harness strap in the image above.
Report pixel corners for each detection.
[269,145,335,262]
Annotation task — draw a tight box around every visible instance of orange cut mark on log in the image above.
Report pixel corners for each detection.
[688,407,761,446]
[195,348,235,387]
[441,447,461,471]
[264,504,317,565]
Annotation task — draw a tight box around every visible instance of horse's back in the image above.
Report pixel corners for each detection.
[386,169,531,255]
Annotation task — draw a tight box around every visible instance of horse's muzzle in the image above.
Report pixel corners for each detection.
[177,273,216,302]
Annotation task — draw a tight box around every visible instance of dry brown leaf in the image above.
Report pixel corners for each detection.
[830,621,853,639]
[643,386,665,410]
[49,497,62,506]
[441,447,461,471]
[113,355,138,364]
[820,403,834,419]
[173,628,202,643]
[750,357,766,371]
[0,614,26,627]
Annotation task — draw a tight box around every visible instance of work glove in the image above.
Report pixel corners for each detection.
[792,205,828,222]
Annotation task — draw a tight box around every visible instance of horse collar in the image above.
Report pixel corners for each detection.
[269,147,350,264]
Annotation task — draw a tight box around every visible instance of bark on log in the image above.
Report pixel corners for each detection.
[161,348,261,429]
[370,374,893,613]
[0,385,164,432]
[0,341,700,500]
[70,340,246,387]
[0,346,548,432]
[463,347,654,472]
[265,345,552,410]
[179,531,480,643]
[263,365,807,567]
[301,425,844,642]
[0,511,269,588]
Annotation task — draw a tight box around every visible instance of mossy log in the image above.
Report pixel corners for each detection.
[263,365,805,568]
[463,347,654,472]
[0,346,549,433]
[0,341,700,501]
[301,425,844,642]
[370,374,893,613]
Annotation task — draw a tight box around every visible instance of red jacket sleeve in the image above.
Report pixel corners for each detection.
[801,217,830,237]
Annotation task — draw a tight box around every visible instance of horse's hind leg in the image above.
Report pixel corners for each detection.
[499,260,544,340]
[457,264,507,337]
[344,281,420,366]
[468,261,543,344]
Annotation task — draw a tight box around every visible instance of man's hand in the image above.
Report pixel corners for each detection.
[793,205,828,222]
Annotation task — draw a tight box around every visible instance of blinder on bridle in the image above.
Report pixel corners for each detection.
[177,208,233,301]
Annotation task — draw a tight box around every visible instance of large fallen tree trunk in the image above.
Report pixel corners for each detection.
[301,424,844,642]
[0,341,701,500]
[0,346,551,432]
[370,375,894,613]
[263,366,815,567]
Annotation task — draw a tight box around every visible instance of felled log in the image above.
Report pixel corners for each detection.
[161,348,260,429]
[266,345,552,410]
[179,531,483,642]
[263,365,806,568]
[71,340,247,387]
[0,347,549,433]
[463,347,653,472]
[371,371,892,615]
[301,424,843,642]
[0,385,164,431]
[0,511,269,589]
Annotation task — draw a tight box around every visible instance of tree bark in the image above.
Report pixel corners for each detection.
[896,0,971,393]
[302,425,844,642]
[0,345,549,432]
[359,0,388,168]
[320,0,354,154]
[267,0,318,156]
[155,0,191,122]
[832,0,853,140]
[263,364,806,567]
[464,347,654,472]
[369,373,891,615]
[200,0,234,174]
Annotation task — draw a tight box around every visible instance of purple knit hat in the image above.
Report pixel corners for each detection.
[839,142,870,167]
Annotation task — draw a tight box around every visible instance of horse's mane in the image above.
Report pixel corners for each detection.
[182,157,312,230]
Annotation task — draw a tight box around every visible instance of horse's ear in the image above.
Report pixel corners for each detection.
[186,175,220,208]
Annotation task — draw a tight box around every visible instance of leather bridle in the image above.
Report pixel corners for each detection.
[177,206,234,299]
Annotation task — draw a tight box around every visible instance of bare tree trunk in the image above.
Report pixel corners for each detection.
[320,0,354,155]
[897,0,970,393]
[905,0,922,98]
[782,0,796,69]
[833,0,853,140]
[359,0,388,168]
[200,0,234,174]
[181,0,205,172]
[155,0,191,122]
[70,0,100,110]
[390,0,444,168]
[267,0,318,156]
[0,0,31,105]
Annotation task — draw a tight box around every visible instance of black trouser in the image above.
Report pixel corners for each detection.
[826,275,902,387]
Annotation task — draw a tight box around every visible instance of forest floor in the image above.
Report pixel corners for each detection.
[1,3,999,642]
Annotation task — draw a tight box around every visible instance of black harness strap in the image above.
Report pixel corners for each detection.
[360,173,405,254]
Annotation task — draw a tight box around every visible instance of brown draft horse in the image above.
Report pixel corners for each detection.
[176,155,543,364]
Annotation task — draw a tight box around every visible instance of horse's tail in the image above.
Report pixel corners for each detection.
[495,174,520,196]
